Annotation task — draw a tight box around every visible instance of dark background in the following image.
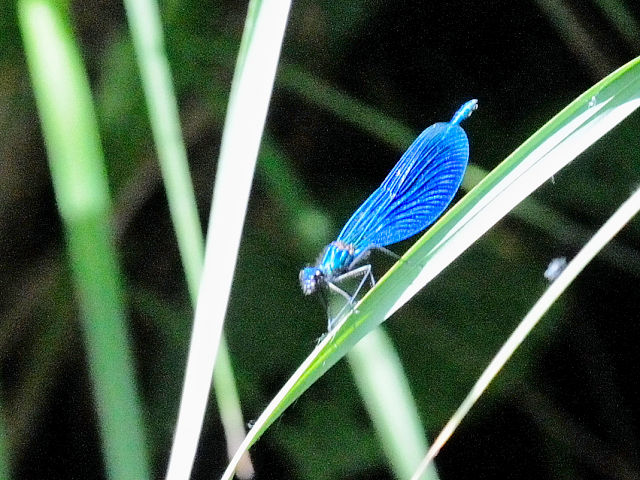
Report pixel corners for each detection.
[2,0,640,478]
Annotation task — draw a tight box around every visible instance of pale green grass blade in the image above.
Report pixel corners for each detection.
[17,1,151,479]
[410,184,640,480]
[122,0,252,475]
[221,56,640,479]
[260,139,434,479]
[122,0,203,298]
[348,331,437,480]
[213,338,252,474]
[165,1,291,478]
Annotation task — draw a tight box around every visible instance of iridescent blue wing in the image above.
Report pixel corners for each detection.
[336,121,469,252]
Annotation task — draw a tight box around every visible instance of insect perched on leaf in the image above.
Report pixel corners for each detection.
[300,100,477,330]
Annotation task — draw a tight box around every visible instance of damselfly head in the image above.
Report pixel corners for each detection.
[300,267,323,295]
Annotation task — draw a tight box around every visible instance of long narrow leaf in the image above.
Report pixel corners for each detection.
[17,1,151,478]
[165,1,291,478]
[122,0,203,296]
[122,0,252,475]
[410,184,640,479]
[348,331,436,480]
[221,56,640,479]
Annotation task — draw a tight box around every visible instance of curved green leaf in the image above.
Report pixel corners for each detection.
[410,183,640,479]
[221,55,640,480]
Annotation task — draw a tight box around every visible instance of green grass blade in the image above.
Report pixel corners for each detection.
[122,0,252,475]
[123,0,204,299]
[165,1,291,479]
[348,331,437,480]
[213,339,254,477]
[17,1,151,479]
[221,56,640,479]
[410,184,640,480]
